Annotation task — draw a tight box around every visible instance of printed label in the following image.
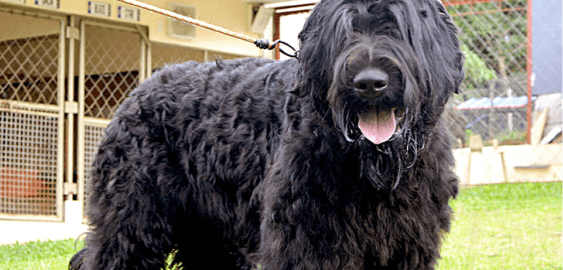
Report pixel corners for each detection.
[35,0,58,9]
[88,1,111,17]
[118,6,140,22]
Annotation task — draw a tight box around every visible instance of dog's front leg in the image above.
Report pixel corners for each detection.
[259,193,346,270]
[257,136,361,270]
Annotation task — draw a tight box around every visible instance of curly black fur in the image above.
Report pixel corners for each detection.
[70,0,464,269]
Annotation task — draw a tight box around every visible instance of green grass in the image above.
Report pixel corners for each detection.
[438,182,563,269]
[0,239,84,270]
[0,182,561,269]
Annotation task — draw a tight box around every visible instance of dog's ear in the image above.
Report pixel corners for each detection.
[452,51,465,94]
[436,1,465,94]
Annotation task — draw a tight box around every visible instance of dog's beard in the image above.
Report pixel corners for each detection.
[357,115,424,190]
[330,90,424,190]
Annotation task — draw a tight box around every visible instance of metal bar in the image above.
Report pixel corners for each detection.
[139,27,147,84]
[56,17,66,220]
[140,33,146,83]
[0,107,59,117]
[84,117,111,127]
[1,100,61,112]
[135,25,150,44]
[146,40,152,78]
[275,5,315,14]
[66,16,77,201]
[83,20,137,33]
[77,20,86,203]
[136,25,150,80]
[526,0,533,144]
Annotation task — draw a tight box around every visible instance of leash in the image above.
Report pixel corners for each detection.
[115,0,299,58]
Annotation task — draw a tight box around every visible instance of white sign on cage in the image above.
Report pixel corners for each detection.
[35,0,58,9]
[88,1,112,17]
[118,5,140,22]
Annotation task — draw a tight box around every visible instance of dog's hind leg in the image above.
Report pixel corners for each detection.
[76,120,180,269]
[80,203,175,270]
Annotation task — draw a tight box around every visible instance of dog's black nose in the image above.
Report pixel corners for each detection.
[353,68,388,99]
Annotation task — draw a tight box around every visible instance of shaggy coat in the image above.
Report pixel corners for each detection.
[70,0,464,269]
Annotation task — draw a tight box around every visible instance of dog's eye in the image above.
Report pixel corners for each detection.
[420,10,428,18]
[440,12,450,21]
[437,5,451,21]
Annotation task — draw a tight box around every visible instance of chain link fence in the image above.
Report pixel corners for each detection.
[443,0,530,146]
[442,0,561,185]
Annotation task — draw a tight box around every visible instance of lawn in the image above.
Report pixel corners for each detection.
[0,182,561,270]
[0,239,83,270]
[438,182,562,269]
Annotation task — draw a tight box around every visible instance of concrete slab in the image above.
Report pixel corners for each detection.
[0,200,89,246]
[0,220,88,246]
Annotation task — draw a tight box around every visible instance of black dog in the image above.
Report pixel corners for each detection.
[70,0,464,269]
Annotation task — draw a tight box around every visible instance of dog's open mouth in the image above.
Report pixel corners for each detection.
[358,107,401,145]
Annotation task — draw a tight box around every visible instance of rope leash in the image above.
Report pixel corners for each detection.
[115,0,299,58]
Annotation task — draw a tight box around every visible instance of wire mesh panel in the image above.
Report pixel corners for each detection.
[0,108,58,216]
[82,121,108,217]
[0,14,60,105]
[83,23,142,119]
[0,37,60,105]
[443,0,529,144]
[0,10,64,220]
[78,21,144,217]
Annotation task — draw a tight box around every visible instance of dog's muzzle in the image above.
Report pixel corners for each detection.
[352,68,399,145]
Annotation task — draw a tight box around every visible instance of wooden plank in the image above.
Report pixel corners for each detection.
[514,165,550,170]
[531,107,549,145]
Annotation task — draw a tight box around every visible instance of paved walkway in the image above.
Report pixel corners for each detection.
[0,220,89,245]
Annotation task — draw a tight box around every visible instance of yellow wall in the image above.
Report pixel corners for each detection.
[0,12,60,42]
[0,0,263,57]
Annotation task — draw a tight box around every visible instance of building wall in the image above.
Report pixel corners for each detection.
[0,0,265,57]
[531,0,562,95]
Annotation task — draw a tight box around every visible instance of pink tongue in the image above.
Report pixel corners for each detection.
[358,108,396,144]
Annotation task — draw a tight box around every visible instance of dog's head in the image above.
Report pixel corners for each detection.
[297,0,464,146]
